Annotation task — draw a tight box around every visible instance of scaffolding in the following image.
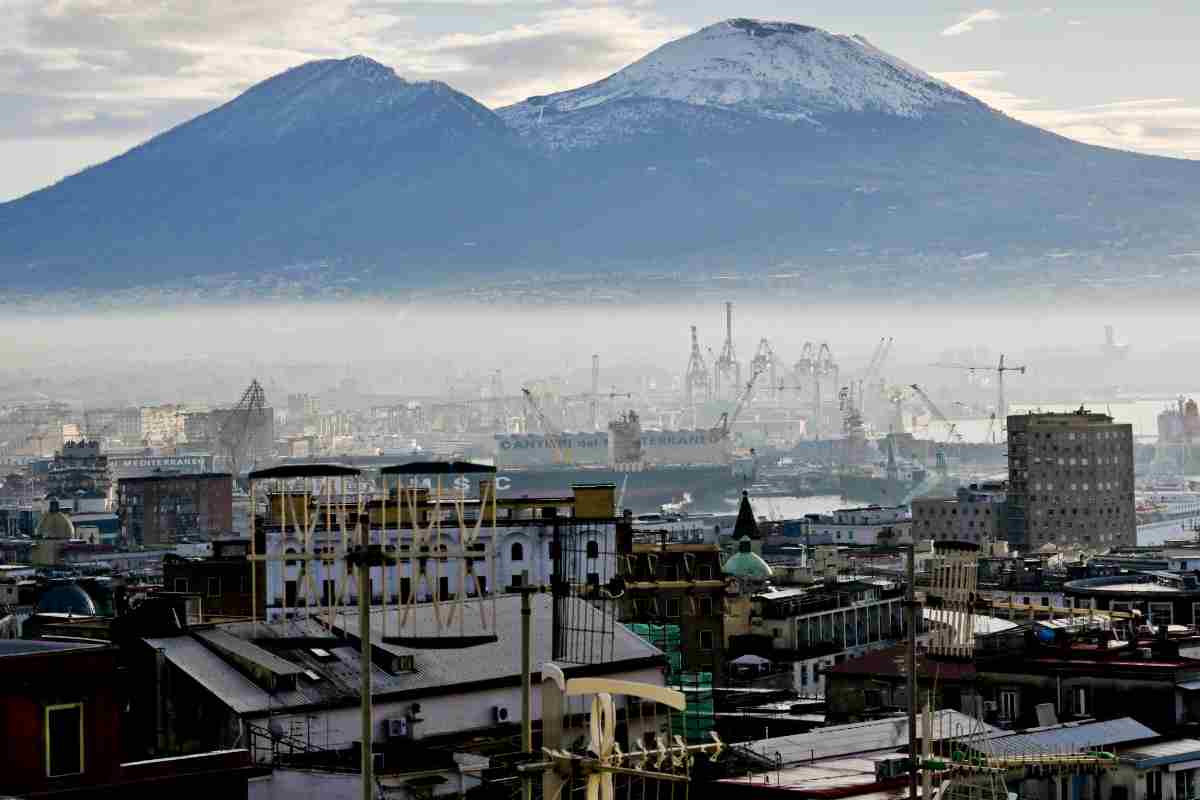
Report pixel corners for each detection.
[628,623,682,673]
[626,624,715,742]
[669,671,714,743]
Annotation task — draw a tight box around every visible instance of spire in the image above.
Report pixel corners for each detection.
[733,490,759,540]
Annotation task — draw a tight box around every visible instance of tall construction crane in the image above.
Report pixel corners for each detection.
[522,387,569,465]
[683,325,711,407]
[589,354,600,431]
[932,353,1026,420]
[712,366,763,441]
[218,379,267,477]
[713,301,740,399]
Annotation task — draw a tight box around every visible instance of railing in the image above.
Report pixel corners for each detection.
[245,721,357,773]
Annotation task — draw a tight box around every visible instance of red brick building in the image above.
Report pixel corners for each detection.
[117,473,233,545]
[0,638,258,798]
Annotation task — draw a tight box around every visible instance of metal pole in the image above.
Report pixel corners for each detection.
[360,522,373,800]
[906,543,919,800]
[521,572,533,800]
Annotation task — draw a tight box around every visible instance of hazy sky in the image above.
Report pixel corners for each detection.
[3,1,1199,201]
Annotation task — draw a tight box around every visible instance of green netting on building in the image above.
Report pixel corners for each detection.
[628,625,714,741]
[628,623,683,672]
[670,671,714,742]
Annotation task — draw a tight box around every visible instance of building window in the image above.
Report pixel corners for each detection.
[45,703,84,777]
[207,577,220,597]
[439,576,450,601]
[999,689,1019,721]
[1072,686,1088,717]
[699,630,714,650]
[698,564,712,580]
[700,596,715,616]
[174,577,188,593]
[510,542,524,562]
[1150,602,1173,627]
[1148,770,1163,800]
[586,540,599,559]
[667,598,681,618]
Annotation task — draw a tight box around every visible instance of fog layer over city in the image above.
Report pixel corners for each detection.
[2,299,1197,426]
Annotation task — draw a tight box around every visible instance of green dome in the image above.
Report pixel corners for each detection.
[723,549,773,579]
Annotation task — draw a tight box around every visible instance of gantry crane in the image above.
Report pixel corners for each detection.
[683,325,711,407]
[750,338,779,402]
[713,301,740,399]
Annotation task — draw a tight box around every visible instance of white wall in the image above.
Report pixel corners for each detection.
[263,522,614,619]
[247,665,665,756]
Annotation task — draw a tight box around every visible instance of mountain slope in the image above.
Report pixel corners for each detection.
[499,18,983,145]
[0,56,535,286]
[3,22,1200,291]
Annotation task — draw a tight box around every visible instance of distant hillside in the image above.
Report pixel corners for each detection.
[3,21,1200,290]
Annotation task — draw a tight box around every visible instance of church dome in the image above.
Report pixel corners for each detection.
[36,501,75,540]
[723,546,773,580]
[35,583,98,616]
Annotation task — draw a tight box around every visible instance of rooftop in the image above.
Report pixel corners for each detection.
[146,594,662,716]
[982,717,1156,757]
[0,638,107,657]
[741,710,999,767]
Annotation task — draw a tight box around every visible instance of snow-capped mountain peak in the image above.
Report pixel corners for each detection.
[500,18,980,135]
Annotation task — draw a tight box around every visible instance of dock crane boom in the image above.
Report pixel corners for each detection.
[909,384,961,442]
[713,366,764,441]
[522,387,569,465]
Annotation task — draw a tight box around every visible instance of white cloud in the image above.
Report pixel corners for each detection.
[941,9,1004,37]
[934,70,1200,159]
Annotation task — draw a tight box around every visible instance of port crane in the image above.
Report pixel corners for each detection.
[750,338,780,402]
[522,387,570,465]
[712,366,763,442]
[218,379,267,477]
[713,301,740,399]
[932,353,1026,420]
[683,325,711,407]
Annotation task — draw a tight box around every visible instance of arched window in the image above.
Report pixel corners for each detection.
[511,542,524,562]
[586,540,599,559]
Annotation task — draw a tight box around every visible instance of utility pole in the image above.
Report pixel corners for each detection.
[358,521,374,800]
[519,572,536,800]
[905,543,919,800]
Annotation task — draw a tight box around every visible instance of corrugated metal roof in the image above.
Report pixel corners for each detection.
[146,594,661,717]
[1124,739,1200,768]
[983,718,1157,757]
[924,609,1019,636]
[748,710,999,767]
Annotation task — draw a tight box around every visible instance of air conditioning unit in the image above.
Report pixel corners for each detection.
[386,718,409,739]
[493,705,511,723]
[1140,647,1154,659]
[875,755,909,781]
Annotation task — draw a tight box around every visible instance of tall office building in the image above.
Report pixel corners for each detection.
[1007,410,1135,551]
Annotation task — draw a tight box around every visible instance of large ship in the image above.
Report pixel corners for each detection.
[493,411,750,513]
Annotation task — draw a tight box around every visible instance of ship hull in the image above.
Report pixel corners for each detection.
[497,465,735,513]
